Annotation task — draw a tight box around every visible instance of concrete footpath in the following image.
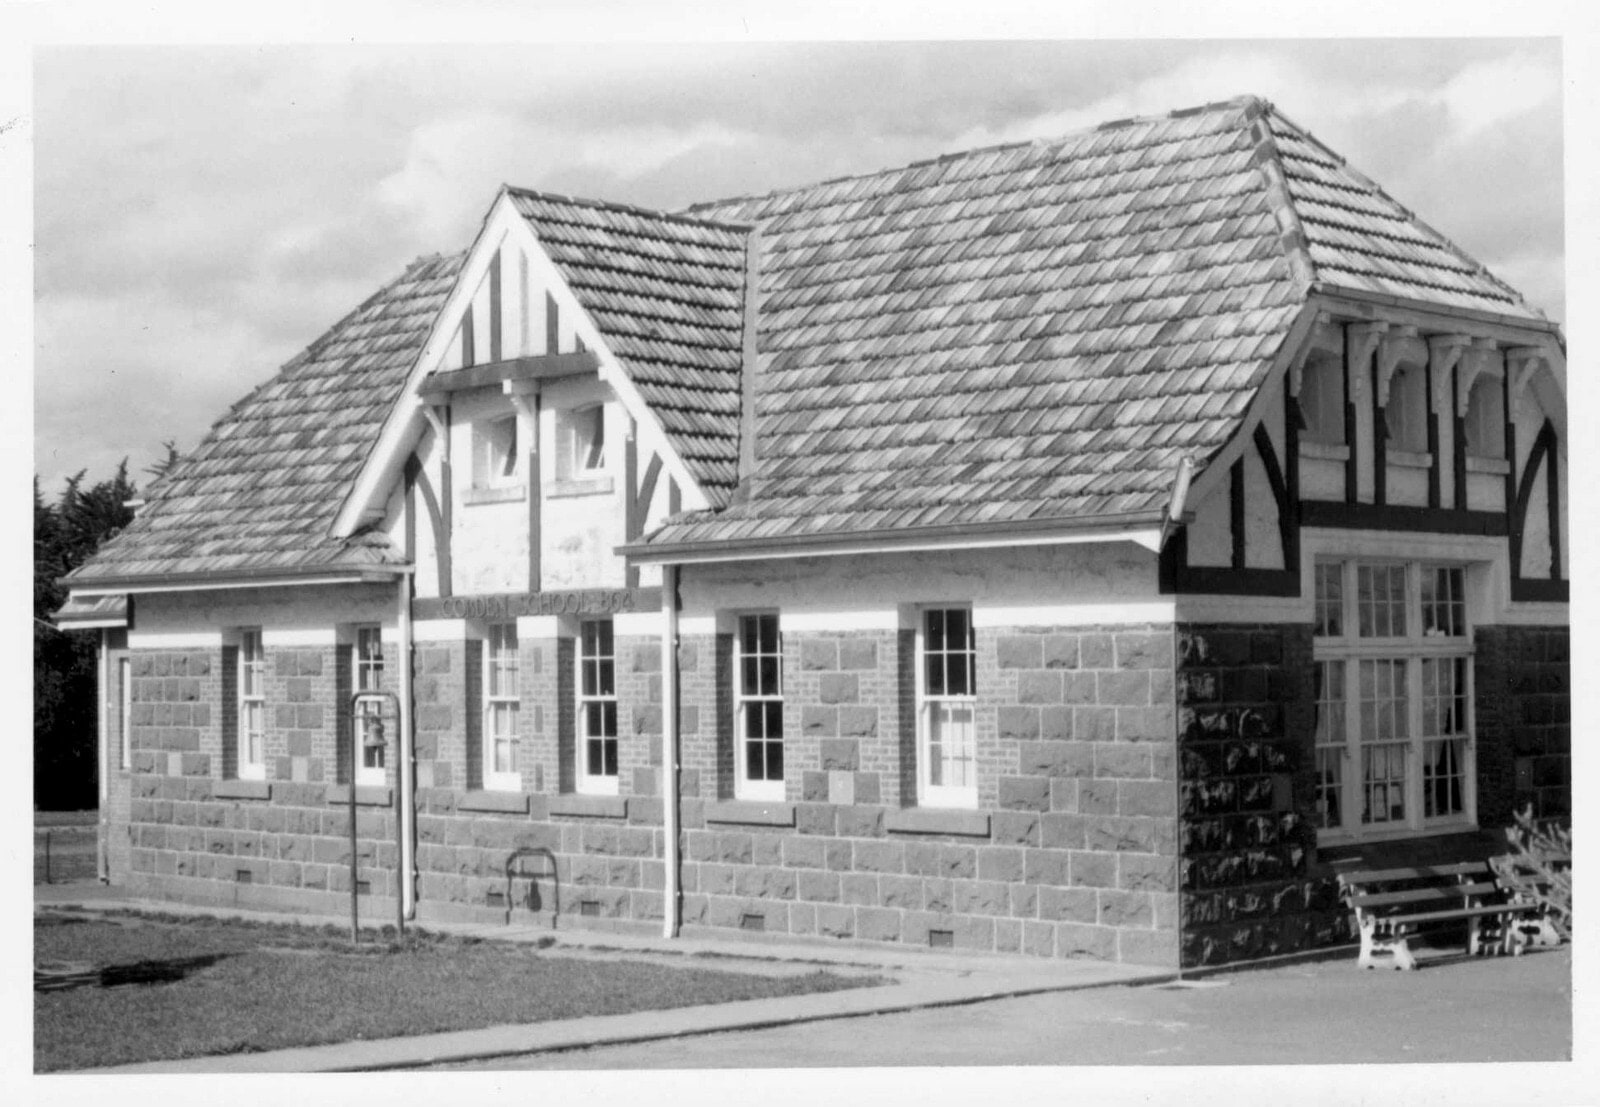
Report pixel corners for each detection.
[36,883,1168,1074]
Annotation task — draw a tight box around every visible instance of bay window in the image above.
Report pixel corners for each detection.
[1312,560,1473,839]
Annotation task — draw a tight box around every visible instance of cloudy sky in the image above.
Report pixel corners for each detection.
[31,37,1564,494]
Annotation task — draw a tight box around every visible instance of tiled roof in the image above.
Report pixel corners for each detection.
[643,96,1550,549]
[68,253,463,583]
[509,189,748,505]
[1265,107,1544,320]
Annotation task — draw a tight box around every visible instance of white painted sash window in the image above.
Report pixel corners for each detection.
[353,627,385,786]
[484,623,521,791]
[238,629,266,781]
[735,613,784,801]
[917,607,977,809]
[1313,560,1473,840]
[578,619,618,794]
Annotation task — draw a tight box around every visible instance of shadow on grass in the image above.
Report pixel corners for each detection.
[37,953,234,993]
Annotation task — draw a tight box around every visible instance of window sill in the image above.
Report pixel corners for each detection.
[1465,455,1511,475]
[1299,440,1350,462]
[1315,820,1476,849]
[213,780,271,800]
[885,808,991,837]
[705,800,796,827]
[326,785,394,807]
[464,484,526,506]
[1387,448,1432,469]
[459,790,530,814]
[548,793,627,819]
[547,476,614,499]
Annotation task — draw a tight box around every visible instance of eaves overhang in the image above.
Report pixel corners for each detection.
[621,510,1168,566]
[63,564,411,597]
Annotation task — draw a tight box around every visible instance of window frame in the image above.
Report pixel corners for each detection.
[1463,375,1506,461]
[237,628,266,781]
[734,612,785,802]
[1384,360,1430,455]
[1311,559,1475,843]
[483,622,522,792]
[915,606,979,810]
[1299,355,1346,446]
[118,656,131,771]
[353,626,386,787]
[576,618,619,796]
[559,404,607,480]
[473,414,521,490]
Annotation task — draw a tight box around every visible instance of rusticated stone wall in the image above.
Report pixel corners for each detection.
[1474,625,1570,824]
[1175,624,1340,967]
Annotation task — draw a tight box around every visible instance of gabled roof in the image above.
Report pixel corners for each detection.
[68,253,462,584]
[509,189,748,505]
[640,96,1551,550]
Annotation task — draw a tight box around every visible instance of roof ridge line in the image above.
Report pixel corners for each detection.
[503,183,753,234]
[1263,105,1542,318]
[1240,98,1316,297]
[683,94,1269,219]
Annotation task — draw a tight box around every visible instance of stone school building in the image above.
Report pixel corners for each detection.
[59,97,1568,968]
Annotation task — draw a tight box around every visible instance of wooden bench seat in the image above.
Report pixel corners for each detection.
[1337,861,1534,970]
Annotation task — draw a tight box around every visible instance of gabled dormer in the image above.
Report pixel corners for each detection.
[338,187,749,601]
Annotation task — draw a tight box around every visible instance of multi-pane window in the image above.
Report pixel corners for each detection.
[919,607,977,808]
[484,623,520,790]
[1313,560,1474,839]
[578,619,618,794]
[736,614,784,801]
[238,629,266,781]
[1312,660,1345,830]
[559,406,606,479]
[354,627,385,786]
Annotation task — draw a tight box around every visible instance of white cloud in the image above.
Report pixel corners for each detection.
[1435,51,1561,136]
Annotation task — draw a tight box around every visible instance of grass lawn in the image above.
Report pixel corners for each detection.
[35,910,880,1072]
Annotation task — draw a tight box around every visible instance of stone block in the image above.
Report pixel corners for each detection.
[836,804,884,839]
[837,706,879,738]
[838,639,879,671]
[1016,671,1062,704]
[996,635,1042,670]
[1039,813,1087,850]
[632,705,663,736]
[1023,850,1070,886]
[1022,920,1055,957]
[856,906,902,942]
[1079,780,1119,815]
[953,879,1008,916]
[1119,853,1177,892]
[1039,706,1074,742]
[1054,922,1117,960]
[800,639,838,671]
[995,918,1023,953]
[802,706,839,737]
[879,873,923,910]
[632,642,662,673]
[1097,670,1151,707]
[818,673,859,705]
[939,846,977,880]
[1070,850,1118,888]
[997,706,1041,742]
[1018,740,1092,777]
[990,811,1040,847]
[784,836,825,869]
[853,839,904,873]
[999,776,1051,811]
[977,847,1024,883]
[1061,671,1098,705]
[796,803,837,836]
[799,869,841,902]
[817,904,854,938]
[1095,743,1153,780]
[923,878,953,913]
[1120,780,1177,818]
[840,872,878,905]
[1042,635,1080,670]
[1116,632,1173,670]
[1080,633,1115,669]
[1098,889,1153,928]
[1038,885,1098,923]
[801,771,829,802]
[853,772,880,805]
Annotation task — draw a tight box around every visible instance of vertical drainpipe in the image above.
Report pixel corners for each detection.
[97,626,110,883]
[661,563,680,939]
[399,571,417,919]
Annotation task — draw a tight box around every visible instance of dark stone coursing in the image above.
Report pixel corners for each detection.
[1175,624,1340,968]
[1473,625,1570,823]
